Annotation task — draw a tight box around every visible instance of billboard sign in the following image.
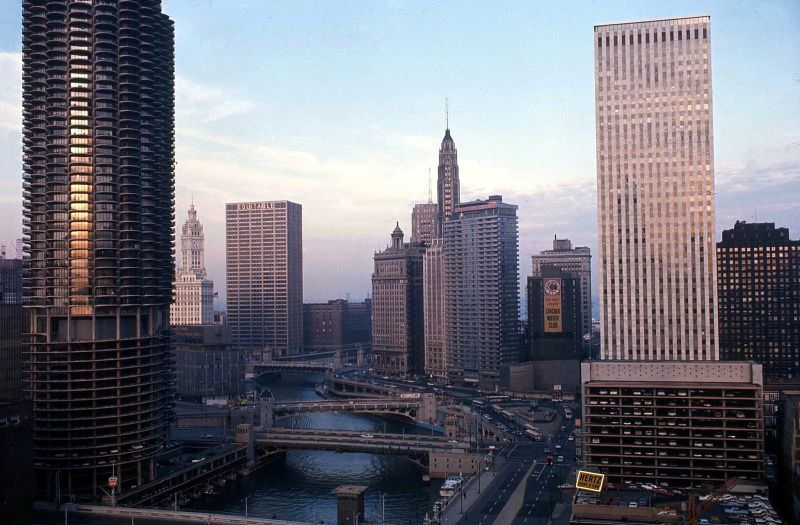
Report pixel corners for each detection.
[543,278,562,333]
[576,470,604,492]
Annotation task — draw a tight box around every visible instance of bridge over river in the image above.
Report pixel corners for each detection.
[272,397,437,424]
[175,393,439,429]
[249,428,481,477]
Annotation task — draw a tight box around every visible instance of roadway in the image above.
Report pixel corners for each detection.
[512,414,577,525]
[444,441,540,525]
[255,428,470,455]
[273,398,422,414]
[434,402,579,525]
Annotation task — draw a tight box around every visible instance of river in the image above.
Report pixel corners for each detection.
[184,373,443,524]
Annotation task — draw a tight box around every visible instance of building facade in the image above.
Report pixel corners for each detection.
[581,361,764,488]
[531,237,592,341]
[303,299,371,353]
[171,204,214,325]
[444,196,519,386]
[0,257,24,401]
[22,0,176,498]
[173,324,245,401]
[595,17,718,360]
[780,392,800,524]
[423,239,447,380]
[371,224,425,376]
[226,201,303,355]
[527,269,583,361]
[411,201,437,246]
[717,221,800,385]
[436,128,460,237]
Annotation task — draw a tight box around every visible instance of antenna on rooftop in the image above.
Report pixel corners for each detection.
[445,97,450,130]
[428,168,432,203]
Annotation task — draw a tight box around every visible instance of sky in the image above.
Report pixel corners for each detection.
[0,1,798,310]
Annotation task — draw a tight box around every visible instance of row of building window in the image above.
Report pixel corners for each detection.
[598,28,707,48]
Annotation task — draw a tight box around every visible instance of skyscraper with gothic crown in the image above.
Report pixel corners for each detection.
[436,127,460,237]
[171,204,214,325]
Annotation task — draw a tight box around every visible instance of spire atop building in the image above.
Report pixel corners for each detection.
[173,201,215,325]
[445,97,449,131]
[436,109,460,236]
[428,167,432,203]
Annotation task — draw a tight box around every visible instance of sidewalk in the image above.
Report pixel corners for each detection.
[439,461,503,525]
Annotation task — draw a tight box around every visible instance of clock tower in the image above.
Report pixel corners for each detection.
[172,204,215,325]
[180,204,207,278]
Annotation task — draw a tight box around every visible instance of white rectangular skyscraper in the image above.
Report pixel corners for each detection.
[226,201,303,356]
[595,17,718,360]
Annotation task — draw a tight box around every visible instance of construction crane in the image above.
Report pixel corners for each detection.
[684,477,739,525]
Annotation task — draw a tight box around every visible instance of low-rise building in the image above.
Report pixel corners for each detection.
[581,361,765,488]
[303,299,371,353]
[174,324,246,402]
[570,489,782,525]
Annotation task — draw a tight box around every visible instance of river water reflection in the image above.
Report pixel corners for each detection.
[184,373,442,524]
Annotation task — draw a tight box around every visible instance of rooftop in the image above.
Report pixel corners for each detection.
[572,489,783,525]
[594,15,710,30]
[333,485,368,496]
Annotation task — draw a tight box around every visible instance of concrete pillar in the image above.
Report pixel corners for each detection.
[334,485,366,525]
[444,414,459,438]
[258,399,274,430]
[234,424,255,467]
[418,393,437,423]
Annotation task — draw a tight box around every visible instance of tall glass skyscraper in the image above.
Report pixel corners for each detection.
[595,17,718,360]
[22,0,175,499]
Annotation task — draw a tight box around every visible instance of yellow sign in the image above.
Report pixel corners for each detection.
[543,278,562,333]
[576,470,604,492]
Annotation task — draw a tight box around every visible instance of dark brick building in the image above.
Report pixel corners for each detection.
[303,299,371,352]
[173,324,245,401]
[527,268,583,361]
[0,257,24,401]
[717,221,800,384]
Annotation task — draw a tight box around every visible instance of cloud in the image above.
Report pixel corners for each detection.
[716,156,800,227]
[176,75,257,123]
[172,90,445,302]
[0,52,22,133]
